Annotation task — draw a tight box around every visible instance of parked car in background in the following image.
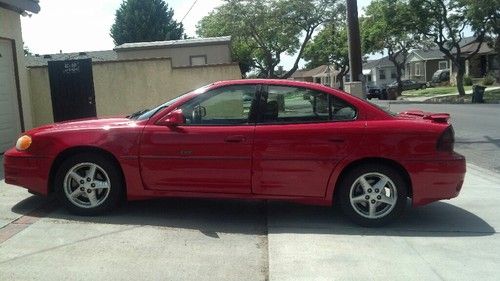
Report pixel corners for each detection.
[428,69,450,87]
[388,80,427,91]
[4,79,466,227]
[367,85,387,100]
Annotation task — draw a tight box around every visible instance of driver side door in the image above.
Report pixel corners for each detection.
[139,84,259,194]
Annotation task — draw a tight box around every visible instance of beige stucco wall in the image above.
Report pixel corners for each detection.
[28,58,241,127]
[116,44,232,67]
[0,7,33,130]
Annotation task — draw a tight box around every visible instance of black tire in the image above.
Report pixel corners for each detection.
[421,84,427,90]
[338,164,407,227]
[54,152,123,215]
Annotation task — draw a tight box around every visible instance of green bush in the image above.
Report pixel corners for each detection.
[482,74,496,86]
[464,75,473,86]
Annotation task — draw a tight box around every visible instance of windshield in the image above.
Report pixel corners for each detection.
[129,85,211,120]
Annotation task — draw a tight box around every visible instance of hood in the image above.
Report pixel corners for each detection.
[26,116,141,135]
[396,110,450,123]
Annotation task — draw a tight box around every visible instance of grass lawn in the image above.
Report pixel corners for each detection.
[484,88,500,101]
[402,86,473,97]
[424,88,500,103]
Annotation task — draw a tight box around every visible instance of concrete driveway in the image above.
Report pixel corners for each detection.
[0,163,499,281]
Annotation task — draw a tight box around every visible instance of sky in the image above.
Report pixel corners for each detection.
[20,0,373,69]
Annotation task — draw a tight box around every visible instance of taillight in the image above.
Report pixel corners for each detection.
[437,126,455,152]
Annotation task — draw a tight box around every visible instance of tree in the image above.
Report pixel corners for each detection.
[196,0,340,78]
[363,0,422,95]
[110,0,184,46]
[410,0,491,96]
[303,24,350,89]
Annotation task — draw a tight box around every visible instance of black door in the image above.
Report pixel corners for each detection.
[48,58,96,122]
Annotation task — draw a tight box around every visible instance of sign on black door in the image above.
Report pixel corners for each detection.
[48,58,97,122]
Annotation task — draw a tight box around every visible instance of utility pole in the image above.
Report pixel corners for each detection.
[346,0,365,98]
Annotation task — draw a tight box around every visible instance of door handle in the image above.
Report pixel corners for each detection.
[225,135,246,143]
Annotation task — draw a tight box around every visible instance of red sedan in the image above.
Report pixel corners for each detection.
[4,79,465,226]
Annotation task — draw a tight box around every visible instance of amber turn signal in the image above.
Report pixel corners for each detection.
[16,135,32,151]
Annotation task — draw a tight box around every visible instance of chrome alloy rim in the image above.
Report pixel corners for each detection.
[349,172,397,219]
[63,163,111,208]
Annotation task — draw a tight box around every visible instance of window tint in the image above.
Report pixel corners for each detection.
[179,85,256,125]
[260,86,356,123]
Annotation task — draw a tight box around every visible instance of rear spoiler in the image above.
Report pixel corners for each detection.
[401,110,450,123]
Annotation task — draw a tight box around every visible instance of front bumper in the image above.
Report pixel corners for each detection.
[3,148,53,196]
[403,152,466,206]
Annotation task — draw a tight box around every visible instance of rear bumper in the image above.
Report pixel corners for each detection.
[403,152,466,206]
[3,148,52,196]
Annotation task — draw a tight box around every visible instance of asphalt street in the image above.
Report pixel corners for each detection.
[379,103,500,172]
[0,103,499,280]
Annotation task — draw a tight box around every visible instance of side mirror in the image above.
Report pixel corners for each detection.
[157,109,185,127]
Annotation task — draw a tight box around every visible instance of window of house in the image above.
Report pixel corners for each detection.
[438,60,448,70]
[259,86,356,124]
[379,69,386,80]
[415,62,422,76]
[180,85,256,125]
[391,70,397,79]
[190,55,207,66]
[488,54,499,70]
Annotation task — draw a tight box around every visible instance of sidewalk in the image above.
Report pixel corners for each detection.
[400,86,500,103]
[1,163,500,280]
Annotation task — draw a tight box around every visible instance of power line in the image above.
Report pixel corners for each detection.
[181,0,199,23]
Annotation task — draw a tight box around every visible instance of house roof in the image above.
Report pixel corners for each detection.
[291,65,339,78]
[460,42,496,54]
[114,36,232,51]
[0,0,40,13]
[362,56,401,70]
[25,50,118,67]
[411,49,445,61]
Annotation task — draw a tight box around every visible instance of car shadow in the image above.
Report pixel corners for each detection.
[11,195,495,238]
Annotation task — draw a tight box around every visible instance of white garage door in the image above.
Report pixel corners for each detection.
[0,39,21,153]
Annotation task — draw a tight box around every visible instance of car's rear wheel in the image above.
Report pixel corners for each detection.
[338,164,407,227]
[54,153,123,215]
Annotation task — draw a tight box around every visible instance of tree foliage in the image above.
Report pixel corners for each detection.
[303,24,349,87]
[363,0,422,95]
[410,0,493,96]
[110,0,184,46]
[197,0,340,78]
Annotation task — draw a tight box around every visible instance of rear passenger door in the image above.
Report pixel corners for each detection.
[252,85,365,197]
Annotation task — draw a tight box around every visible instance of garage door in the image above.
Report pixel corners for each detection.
[0,39,21,153]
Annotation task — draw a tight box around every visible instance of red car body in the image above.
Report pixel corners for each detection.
[4,79,465,209]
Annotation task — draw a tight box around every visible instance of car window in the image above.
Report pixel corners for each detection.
[259,86,356,123]
[179,85,256,125]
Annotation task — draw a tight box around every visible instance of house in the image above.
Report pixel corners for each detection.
[405,49,448,83]
[0,0,40,153]
[25,36,241,127]
[452,39,499,83]
[290,65,343,88]
[362,56,399,87]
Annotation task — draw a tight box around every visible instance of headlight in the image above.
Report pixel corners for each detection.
[16,135,32,151]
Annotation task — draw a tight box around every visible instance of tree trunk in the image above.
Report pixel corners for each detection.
[395,65,404,96]
[336,66,347,90]
[455,57,466,96]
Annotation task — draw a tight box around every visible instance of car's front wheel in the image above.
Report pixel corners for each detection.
[54,153,123,215]
[338,164,407,227]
